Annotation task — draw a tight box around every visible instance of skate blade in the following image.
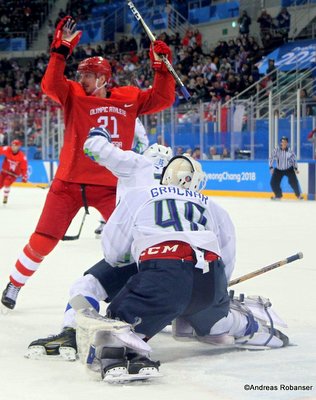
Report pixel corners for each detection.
[25,345,77,361]
[104,370,162,384]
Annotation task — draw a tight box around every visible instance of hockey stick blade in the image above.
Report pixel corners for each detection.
[35,184,48,190]
[229,252,303,286]
[62,212,87,241]
[126,0,191,101]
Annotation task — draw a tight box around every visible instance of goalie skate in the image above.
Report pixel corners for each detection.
[103,370,162,384]
[102,352,161,384]
[25,327,77,361]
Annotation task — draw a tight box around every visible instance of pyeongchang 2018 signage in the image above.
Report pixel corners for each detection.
[201,161,272,192]
[257,39,316,73]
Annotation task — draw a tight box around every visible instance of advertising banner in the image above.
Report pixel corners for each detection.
[257,39,316,73]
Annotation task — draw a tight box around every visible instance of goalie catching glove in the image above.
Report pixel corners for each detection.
[51,16,82,58]
[149,40,172,72]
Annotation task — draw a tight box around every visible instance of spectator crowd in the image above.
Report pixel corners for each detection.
[0,1,305,159]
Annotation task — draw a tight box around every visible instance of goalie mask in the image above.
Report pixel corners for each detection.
[143,143,173,169]
[160,154,207,191]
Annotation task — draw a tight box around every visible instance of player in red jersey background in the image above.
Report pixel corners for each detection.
[1,16,175,310]
[0,139,28,204]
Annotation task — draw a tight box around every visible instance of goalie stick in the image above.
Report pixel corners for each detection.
[126,0,191,101]
[229,252,303,286]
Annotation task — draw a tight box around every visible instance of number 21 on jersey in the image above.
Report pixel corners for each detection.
[97,116,119,139]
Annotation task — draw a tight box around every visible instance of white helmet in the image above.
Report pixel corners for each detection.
[143,143,173,169]
[160,154,207,191]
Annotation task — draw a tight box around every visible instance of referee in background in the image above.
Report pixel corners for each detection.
[269,136,303,200]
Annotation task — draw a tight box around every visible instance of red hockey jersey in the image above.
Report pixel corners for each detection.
[0,146,28,180]
[41,53,175,186]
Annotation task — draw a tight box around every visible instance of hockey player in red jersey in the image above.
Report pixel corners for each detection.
[1,15,175,310]
[0,140,28,204]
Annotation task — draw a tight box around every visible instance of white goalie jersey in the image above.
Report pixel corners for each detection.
[101,184,236,280]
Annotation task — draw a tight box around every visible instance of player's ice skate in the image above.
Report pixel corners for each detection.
[1,282,21,310]
[25,327,77,361]
[94,220,105,238]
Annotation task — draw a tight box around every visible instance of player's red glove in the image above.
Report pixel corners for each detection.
[149,40,172,72]
[51,16,82,58]
[22,176,27,183]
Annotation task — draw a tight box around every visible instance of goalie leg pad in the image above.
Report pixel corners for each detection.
[172,317,235,346]
[228,295,289,348]
[230,295,288,328]
[172,317,196,341]
[75,309,151,368]
[173,295,289,349]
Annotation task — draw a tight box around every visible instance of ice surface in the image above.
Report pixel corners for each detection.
[0,188,315,400]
